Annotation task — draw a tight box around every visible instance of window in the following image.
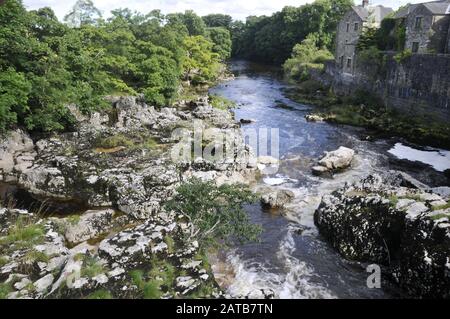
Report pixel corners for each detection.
[339,56,344,68]
[347,58,352,69]
[354,22,359,31]
[412,42,419,53]
[346,23,350,32]
[414,16,422,29]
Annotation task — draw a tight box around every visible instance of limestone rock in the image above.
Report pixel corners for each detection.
[313,146,355,175]
[261,189,295,209]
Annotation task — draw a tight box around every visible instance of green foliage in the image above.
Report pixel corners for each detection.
[432,202,450,212]
[0,216,45,250]
[394,49,412,64]
[206,27,232,60]
[0,68,31,130]
[0,282,13,299]
[209,94,235,110]
[0,0,226,133]
[283,35,333,81]
[231,0,353,64]
[182,36,221,85]
[87,289,113,299]
[80,256,106,278]
[165,178,262,248]
[202,14,233,30]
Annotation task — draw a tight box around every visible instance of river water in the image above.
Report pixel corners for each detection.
[210,60,450,299]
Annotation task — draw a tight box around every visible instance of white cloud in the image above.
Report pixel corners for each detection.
[23,0,427,21]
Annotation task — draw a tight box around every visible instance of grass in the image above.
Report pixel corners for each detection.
[0,256,8,268]
[209,94,236,110]
[432,201,450,212]
[95,133,160,152]
[0,217,45,251]
[430,213,450,221]
[0,282,12,299]
[164,235,175,254]
[87,289,113,299]
[80,256,106,278]
[95,134,134,149]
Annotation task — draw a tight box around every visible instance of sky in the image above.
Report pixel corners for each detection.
[23,0,428,21]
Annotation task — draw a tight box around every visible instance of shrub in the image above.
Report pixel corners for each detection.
[394,49,412,64]
[165,178,261,247]
[283,35,333,81]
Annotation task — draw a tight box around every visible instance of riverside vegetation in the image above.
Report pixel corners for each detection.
[1,0,450,299]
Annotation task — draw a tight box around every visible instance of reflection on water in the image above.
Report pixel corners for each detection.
[210,60,449,299]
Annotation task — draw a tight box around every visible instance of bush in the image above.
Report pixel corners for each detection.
[394,49,412,64]
[283,35,333,81]
[164,178,261,248]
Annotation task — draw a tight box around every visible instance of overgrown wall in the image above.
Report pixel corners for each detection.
[320,53,450,121]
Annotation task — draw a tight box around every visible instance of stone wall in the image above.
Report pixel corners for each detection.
[320,53,450,121]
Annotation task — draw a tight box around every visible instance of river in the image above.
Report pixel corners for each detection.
[209,60,450,299]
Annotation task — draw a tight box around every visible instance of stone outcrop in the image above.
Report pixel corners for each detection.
[314,172,450,298]
[0,95,253,299]
[0,96,255,220]
[312,146,355,176]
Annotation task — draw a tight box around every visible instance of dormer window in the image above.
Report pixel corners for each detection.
[354,23,359,31]
[414,16,422,29]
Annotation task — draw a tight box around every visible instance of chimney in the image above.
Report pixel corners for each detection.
[362,0,369,7]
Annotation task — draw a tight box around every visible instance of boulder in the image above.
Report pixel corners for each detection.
[305,114,324,122]
[312,147,354,175]
[0,129,34,181]
[261,189,295,209]
[239,119,255,124]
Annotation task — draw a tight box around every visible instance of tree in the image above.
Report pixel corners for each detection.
[182,35,221,85]
[166,10,206,36]
[64,0,102,28]
[164,179,261,248]
[0,68,31,131]
[202,14,232,30]
[206,27,232,60]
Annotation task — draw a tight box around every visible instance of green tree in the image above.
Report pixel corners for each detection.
[206,27,232,60]
[165,179,261,248]
[166,10,206,36]
[182,35,221,85]
[0,68,31,131]
[202,14,232,29]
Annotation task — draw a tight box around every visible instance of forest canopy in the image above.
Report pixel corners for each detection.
[0,0,230,132]
[0,0,352,133]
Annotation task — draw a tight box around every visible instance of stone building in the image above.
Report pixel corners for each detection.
[403,1,450,53]
[335,0,392,75]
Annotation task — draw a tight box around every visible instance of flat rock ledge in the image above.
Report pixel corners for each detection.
[314,172,450,298]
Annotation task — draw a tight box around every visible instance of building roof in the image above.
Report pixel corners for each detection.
[423,2,450,14]
[395,1,450,18]
[350,5,393,24]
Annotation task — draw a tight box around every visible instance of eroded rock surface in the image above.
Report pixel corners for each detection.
[314,172,450,298]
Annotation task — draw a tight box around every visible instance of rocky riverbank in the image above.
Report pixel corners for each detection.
[0,95,257,299]
[314,172,450,298]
